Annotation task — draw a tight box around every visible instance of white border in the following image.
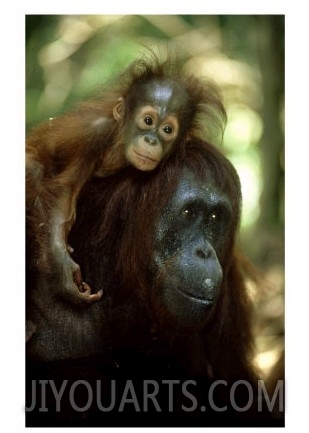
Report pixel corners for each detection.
[3,2,309,433]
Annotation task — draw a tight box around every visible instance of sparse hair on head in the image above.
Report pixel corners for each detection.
[100,47,227,147]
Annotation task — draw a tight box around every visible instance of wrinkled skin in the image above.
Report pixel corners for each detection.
[152,169,232,328]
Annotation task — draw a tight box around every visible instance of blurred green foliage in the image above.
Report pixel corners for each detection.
[26,14,284,267]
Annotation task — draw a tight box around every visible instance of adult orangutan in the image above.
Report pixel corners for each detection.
[26,139,283,427]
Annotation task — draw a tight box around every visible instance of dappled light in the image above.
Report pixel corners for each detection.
[26,14,284,383]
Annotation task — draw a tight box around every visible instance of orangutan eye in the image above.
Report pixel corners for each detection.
[163,125,173,134]
[144,116,153,126]
[207,206,230,228]
[182,206,196,218]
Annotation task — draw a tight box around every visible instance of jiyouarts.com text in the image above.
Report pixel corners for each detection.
[26,379,283,413]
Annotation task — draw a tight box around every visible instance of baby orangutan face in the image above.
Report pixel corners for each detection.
[113,79,188,171]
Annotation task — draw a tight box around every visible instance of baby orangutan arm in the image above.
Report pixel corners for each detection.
[26,113,112,306]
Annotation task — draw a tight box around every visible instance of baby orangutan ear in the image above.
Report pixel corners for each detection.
[113,98,124,121]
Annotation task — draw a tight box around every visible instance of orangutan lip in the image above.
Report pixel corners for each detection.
[134,150,157,163]
[178,288,213,305]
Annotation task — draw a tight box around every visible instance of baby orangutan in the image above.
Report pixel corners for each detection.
[26,53,226,339]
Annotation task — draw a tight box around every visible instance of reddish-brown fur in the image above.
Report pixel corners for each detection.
[26,53,226,332]
[69,140,256,382]
[26,140,284,426]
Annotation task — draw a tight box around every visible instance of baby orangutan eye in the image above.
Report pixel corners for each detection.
[144,116,153,126]
[163,125,173,134]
